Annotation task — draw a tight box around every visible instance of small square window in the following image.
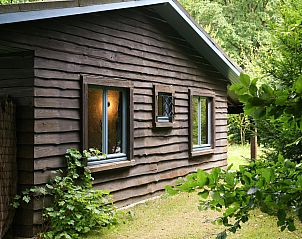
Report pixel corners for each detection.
[157,92,173,122]
[153,85,175,128]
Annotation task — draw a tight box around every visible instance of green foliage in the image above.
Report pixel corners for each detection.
[179,0,279,73]
[230,71,302,161]
[231,72,302,127]
[13,148,119,239]
[236,0,302,164]
[259,0,302,88]
[227,114,252,145]
[179,0,288,148]
[167,155,302,238]
[169,1,302,238]
[227,0,302,162]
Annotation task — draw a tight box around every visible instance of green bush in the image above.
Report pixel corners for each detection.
[167,1,302,238]
[166,154,302,238]
[227,114,252,145]
[255,119,302,162]
[13,148,119,239]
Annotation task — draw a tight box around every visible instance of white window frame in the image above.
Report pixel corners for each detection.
[192,96,213,151]
[189,89,215,157]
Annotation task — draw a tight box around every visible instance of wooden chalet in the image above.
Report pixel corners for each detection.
[0,0,241,237]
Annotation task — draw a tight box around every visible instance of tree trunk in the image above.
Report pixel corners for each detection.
[251,128,257,160]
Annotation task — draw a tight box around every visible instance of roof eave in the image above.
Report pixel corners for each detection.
[0,0,168,25]
[154,0,242,83]
[0,0,242,83]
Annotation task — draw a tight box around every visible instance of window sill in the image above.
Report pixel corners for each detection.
[88,160,135,173]
[154,121,174,128]
[191,148,214,158]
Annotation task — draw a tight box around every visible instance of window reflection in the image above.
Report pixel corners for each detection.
[200,97,208,144]
[158,93,173,120]
[88,87,125,156]
[108,90,123,154]
[192,96,199,147]
[88,88,103,149]
[192,96,211,149]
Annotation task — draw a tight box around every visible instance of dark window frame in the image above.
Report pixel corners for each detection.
[189,89,215,158]
[153,84,175,128]
[81,75,134,170]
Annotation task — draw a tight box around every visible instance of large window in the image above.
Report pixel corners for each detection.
[189,90,215,156]
[82,76,133,166]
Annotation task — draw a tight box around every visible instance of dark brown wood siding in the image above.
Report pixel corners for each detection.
[0,51,34,236]
[0,7,228,236]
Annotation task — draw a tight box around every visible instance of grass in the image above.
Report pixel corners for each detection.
[227,144,250,170]
[87,193,223,239]
[83,144,302,239]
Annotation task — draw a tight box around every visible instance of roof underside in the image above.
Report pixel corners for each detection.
[0,0,242,84]
[152,1,241,84]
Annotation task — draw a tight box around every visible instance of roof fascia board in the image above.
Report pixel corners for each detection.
[166,0,241,82]
[0,0,168,25]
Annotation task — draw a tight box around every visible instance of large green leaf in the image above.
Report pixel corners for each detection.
[260,168,273,183]
[198,190,209,199]
[294,75,302,93]
[196,170,209,187]
[225,172,236,188]
[224,202,240,217]
[240,73,251,86]
[165,185,178,196]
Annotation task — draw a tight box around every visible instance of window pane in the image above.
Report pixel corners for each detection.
[158,93,164,116]
[108,90,123,154]
[158,93,173,119]
[88,88,103,150]
[192,96,199,146]
[200,97,208,144]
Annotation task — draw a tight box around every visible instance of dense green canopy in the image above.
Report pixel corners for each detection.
[180,0,279,75]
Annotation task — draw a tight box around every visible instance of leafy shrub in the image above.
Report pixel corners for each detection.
[166,154,302,238]
[13,148,119,239]
[255,119,302,162]
[227,114,252,145]
[166,1,302,238]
